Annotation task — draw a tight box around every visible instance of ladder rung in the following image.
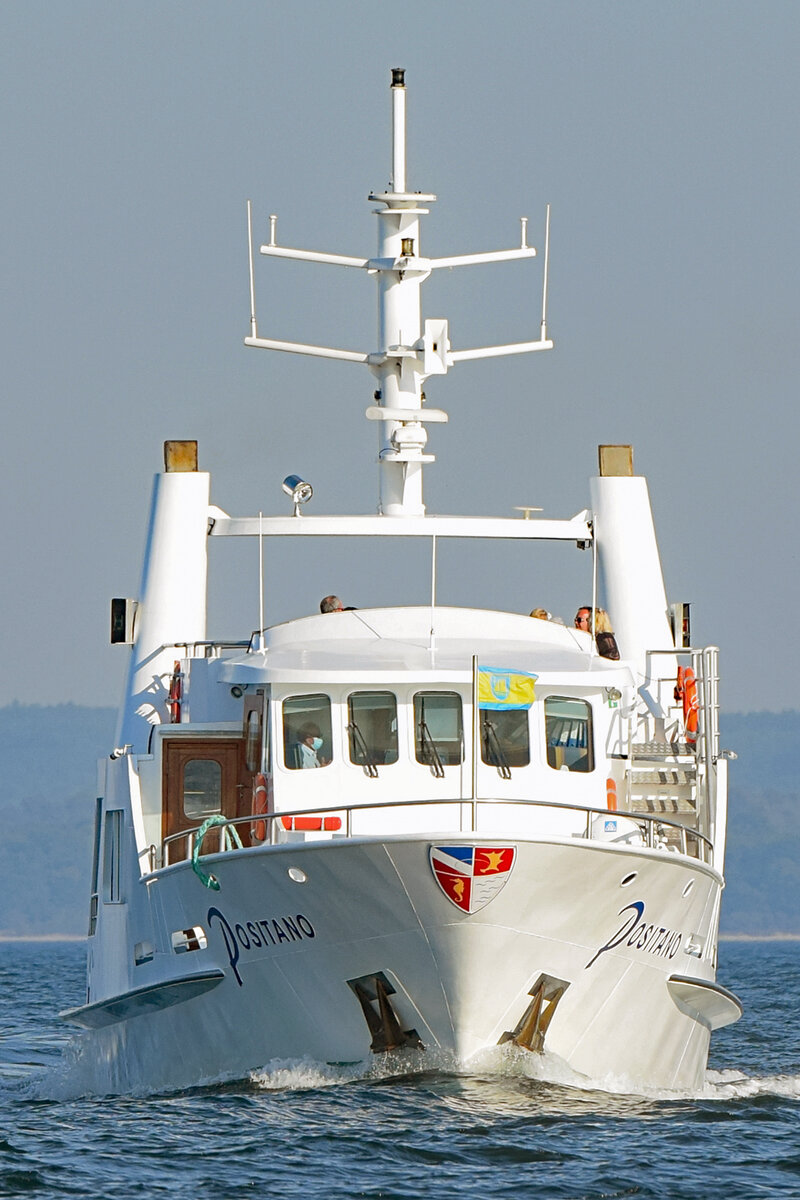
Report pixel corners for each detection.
[631,741,695,757]
[629,768,696,785]
[632,797,697,814]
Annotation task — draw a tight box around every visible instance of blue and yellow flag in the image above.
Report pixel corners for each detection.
[478,666,537,710]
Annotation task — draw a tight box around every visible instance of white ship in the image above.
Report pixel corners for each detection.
[62,69,741,1095]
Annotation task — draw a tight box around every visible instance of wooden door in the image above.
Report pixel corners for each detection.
[162,738,250,847]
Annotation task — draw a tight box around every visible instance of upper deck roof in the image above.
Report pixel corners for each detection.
[214,607,634,687]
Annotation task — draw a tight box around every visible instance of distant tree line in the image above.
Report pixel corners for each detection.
[0,705,795,937]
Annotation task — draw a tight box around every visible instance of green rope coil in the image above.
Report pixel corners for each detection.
[191,815,244,890]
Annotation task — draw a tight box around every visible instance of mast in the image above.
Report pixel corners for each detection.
[368,67,437,515]
[244,69,553,517]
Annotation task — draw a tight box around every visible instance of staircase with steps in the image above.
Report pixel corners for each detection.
[626,740,699,817]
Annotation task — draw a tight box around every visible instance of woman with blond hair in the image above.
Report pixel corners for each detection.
[593,608,620,660]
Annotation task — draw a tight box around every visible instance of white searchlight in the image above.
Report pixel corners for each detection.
[281,474,313,516]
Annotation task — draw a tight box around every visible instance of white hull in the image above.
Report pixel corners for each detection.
[69,837,727,1095]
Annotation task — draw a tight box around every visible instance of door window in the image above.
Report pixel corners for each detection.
[183,759,223,818]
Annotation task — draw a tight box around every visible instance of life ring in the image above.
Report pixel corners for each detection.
[251,773,272,843]
[676,666,698,744]
[606,777,618,812]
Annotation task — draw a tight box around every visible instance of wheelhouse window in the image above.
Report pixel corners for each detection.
[414,692,463,771]
[545,696,594,773]
[283,694,333,769]
[481,708,530,771]
[347,692,398,771]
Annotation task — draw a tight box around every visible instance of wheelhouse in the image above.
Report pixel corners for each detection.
[117,604,719,873]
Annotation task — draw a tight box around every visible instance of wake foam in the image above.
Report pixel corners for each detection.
[249,1046,462,1092]
[249,1058,373,1091]
[702,1069,800,1101]
[485,1045,800,1103]
[26,1033,800,1104]
[247,1044,646,1101]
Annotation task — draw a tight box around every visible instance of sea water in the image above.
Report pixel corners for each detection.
[0,940,797,1199]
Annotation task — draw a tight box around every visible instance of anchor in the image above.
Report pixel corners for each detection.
[347,972,424,1054]
[500,974,569,1053]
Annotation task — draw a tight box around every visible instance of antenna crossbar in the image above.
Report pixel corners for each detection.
[451,339,553,363]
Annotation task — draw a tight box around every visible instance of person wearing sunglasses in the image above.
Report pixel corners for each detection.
[574,607,620,660]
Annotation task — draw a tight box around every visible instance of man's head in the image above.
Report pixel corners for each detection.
[320,595,343,613]
[574,607,591,630]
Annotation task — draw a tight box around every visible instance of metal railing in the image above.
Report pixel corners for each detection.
[157,793,713,872]
[638,644,721,844]
[643,645,720,762]
[696,645,720,763]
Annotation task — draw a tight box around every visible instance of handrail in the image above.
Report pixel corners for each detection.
[638,642,721,853]
[159,793,714,869]
[648,641,721,746]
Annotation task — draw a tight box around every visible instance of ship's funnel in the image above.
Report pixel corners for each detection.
[115,443,210,750]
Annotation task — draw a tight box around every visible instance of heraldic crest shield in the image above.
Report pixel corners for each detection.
[429,845,517,913]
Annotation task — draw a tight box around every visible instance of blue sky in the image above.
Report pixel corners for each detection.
[1,1,798,711]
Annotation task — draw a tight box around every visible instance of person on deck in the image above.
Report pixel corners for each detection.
[574,606,592,632]
[574,606,620,659]
[295,724,324,768]
[593,608,620,660]
[320,595,344,613]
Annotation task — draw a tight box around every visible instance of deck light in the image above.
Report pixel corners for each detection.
[282,474,313,515]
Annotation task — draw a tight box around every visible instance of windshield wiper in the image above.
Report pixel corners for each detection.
[482,717,512,780]
[417,716,445,778]
[347,721,379,778]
